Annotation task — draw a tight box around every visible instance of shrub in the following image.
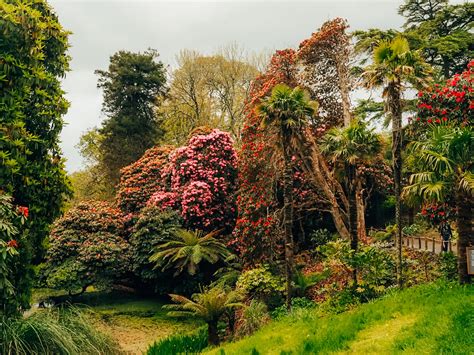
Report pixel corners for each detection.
[130,207,182,286]
[236,299,270,337]
[439,252,458,281]
[236,265,285,308]
[43,201,130,294]
[117,146,172,215]
[147,327,207,355]
[309,229,336,247]
[271,297,316,319]
[0,307,119,354]
[149,129,238,233]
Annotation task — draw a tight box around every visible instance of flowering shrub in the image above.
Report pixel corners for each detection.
[420,203,454,224]
[43,201,130,293]
[149,129,238,232]
[414,60,473,127]
[117,146,173,215]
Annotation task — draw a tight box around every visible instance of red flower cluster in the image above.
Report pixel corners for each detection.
[414,61,473,127]
[17,206,28,218]
[7,239,18,248]
[420,203,454,224]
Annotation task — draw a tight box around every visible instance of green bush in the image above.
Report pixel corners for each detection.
[236,300,270,337]
[0,307,119,354]
[271,297,316,319]
[130,207,182,288]
[236,265,285,309]
[309,228,335,247]
[147,327,207,355]
[439,252,458,281]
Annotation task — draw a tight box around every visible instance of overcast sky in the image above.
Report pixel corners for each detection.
[50,0,409,172]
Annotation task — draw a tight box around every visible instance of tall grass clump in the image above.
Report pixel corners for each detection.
[147,326,208,355]
[0,307,120,355]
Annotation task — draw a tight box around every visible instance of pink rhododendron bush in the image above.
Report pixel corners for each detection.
[149,129,238,232]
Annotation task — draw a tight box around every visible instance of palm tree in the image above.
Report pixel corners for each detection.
[362,36,432,287]
[321,120,383,283]
[404,125,474,283]
[258,84,316,309]
[150,229,230,276]
[164,286,243,345]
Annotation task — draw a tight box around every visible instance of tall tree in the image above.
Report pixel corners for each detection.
[95,49,167,187]
[258,84,316,309]
[399,0,473,78]
[0,0,71,314]
[161,48,259,144]
[362,37,432,287]
[404,126,473,283]
[321,120,383,283]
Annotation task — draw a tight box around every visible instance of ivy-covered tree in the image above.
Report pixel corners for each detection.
[0,0,71,313]
[95,49,167,188]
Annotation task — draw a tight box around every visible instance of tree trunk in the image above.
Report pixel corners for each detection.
[348,166,358,285]
[388,82,403,288]
[456,186,473,284]
[283,139,294,310]
[356,180,367,241]
[297,134,350,239]
[207,320,220,346]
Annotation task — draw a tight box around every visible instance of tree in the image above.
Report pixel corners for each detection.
[165,286,242,345]
[399,0,473,78]
[0,0,71,314]
[321,120,383,282]
[95,49,167,187]
[404,126,473,283]
[258,84,316,309]
[150,229,231,277]
[404,62,473,283]
[161,48,259,144]
[362,36,431,287]
[42,201,130,294]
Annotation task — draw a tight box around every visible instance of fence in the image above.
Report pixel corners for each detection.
[402,235,457,255]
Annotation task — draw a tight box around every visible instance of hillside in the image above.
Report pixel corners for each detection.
[206,282,474,354]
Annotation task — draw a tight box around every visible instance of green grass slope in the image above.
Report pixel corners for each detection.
[206,282,474,355]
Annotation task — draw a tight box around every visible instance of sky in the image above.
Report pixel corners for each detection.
[49,0,409,172]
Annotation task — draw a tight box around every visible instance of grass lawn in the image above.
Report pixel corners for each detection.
[205,282,474,355]
[32,289,202,354]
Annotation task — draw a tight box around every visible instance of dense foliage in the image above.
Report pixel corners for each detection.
[42,201,130,294]
[0,0,71,315]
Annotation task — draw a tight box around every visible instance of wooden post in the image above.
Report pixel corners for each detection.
[418,236,421,249]
[424,236,428,251]
[432,237,435,253]
[449,240,452,253]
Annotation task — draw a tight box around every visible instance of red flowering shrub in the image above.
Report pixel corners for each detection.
[149,129,238,232]
[117,146,173,215]
[43,201,130,293]
[420,203,454,224]
[414,60,473,127]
